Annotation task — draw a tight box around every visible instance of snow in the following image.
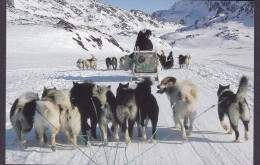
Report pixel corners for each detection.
[6,20,254,164]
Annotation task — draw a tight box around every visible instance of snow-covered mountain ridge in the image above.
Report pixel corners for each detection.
[152,1,254,29]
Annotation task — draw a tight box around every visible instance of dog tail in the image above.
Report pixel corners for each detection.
[236,76,249,102]
[190,85,198,100]
[90,54,96,60]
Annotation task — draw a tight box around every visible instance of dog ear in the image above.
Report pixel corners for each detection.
[108,85,111,89]
[119,83,122,87]
[126,83,129,87]
[43,87,47,92]
[227,84,230,88]
[97,85,100,88]
[167,77,176,87]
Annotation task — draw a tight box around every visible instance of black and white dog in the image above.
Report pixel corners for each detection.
[10,92,39,149]
[217,76,250,142]
[105,57,117,70]
[157,50,174,69]
[116,82,137,144]
[178,54,186,68]
[116,78,159,144]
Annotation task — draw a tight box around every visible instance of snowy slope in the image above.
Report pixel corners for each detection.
[7,0,179,53]
[6,21,253,164]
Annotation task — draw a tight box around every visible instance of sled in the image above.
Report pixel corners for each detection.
[131,50,160,82]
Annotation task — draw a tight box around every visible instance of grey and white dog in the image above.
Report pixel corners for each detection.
[10,92,39,149]
[92,85,119,145]
[76,58,85,70]
[217,76,250,142]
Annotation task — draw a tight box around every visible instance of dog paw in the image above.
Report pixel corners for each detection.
[114,135,120,141]
[21,143,28,149]
[182,139,188,143]
[187,132,192,136]
[228,131,233,135]
[152,139,157,144]
[174,125,180,129]
[142,135,147,140]
[51,145,56,152]
[233,139,240,143]
[125,138,131,145]
[245,134,249,141]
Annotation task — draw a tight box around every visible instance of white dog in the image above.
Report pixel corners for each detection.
[185,54,191,69]
[76,58,85,70]
[157,77,198,142]
[34,87,60,151]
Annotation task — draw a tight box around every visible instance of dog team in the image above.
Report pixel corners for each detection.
[76,51,191,71]
[10,74,250,151]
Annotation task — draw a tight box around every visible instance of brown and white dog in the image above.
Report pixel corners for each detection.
[85,54,97,70]
[157,77,198,143]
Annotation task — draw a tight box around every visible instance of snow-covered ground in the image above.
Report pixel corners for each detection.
[6,23,254,164]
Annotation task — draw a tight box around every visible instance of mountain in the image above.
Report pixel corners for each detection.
[152,0,254,29]
[7,0,178,53]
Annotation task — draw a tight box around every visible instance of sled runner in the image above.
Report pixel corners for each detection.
[131,50,159,81]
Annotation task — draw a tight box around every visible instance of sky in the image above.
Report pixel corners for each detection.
[98,0,179,14]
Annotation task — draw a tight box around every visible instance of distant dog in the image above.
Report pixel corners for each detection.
[157,77,198,142]
[10,92,39,149]
[116,82,137,144]
[135,78,159,142]
[76,58,85,70]
[178,54,186,68]
[217,76,250,142]
[106,57,117,70]
[119,56,125,70]
[92,85,119,144]
[85,54,97,70]
[184,54,191,69]
[54,89,81,149]
[157,50,174,69]
[70,81,103,146]
[34,87,60,151]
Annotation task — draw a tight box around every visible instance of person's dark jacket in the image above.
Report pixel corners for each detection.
[135,31,153,51]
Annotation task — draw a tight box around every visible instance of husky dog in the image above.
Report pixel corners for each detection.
[54,89,81,149]
[157,50,174,69]
[157,77,198,142]
[105,57,117,70]
[122,53,134,71]
[70,81,102,146]
[76,58,85,70]
[92,85,119,144]
[116,83,137,144]
[85,54,97,70]
[10,92,39,149]
[135,78,159,142]
[184,54,191,69]
[119,56,125,70]
[178,54,186,68]
[217,76,250,142]
[34,87,60,151]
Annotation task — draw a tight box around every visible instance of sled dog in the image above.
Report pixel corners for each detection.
[54,89,81,149]
[217,76,250,142]
[157,77,198,142]
[10,92,39,149]
[184,54,191,69]
[106,57,117,70]
[92,85,119,144]
[76,58,85,70]
[119,56,125,70]
[34,87,60,151]
[85,54,97,70]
